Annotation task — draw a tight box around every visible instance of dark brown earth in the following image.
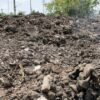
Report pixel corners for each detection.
[0,13,100,100]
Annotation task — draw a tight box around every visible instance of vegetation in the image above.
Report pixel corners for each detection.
[31,10,38,14]
[0,12,6,17]
[18,11,25,16]
[45,0,99,17]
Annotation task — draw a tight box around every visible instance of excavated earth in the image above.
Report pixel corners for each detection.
[0,13,100,100]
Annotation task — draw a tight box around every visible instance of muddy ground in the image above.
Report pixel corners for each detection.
[0,13,100,100]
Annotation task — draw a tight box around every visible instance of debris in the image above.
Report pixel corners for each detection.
[0,78,12,88]
[69,84,78,92]
[0,13,99,100]
[48,91,55,100]
[37,96,48,100]
[41,75,52,92]
[34,65,41,71]
[0,88,6,97]
[18,63,25,81]
[78,77,90,89]
[82,64,94,79]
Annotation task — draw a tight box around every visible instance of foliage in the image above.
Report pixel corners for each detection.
[45,0,99,17]
[18,11,25,16]
[9,12,14,16]
[78,0,99,16]
[31,10,37,14]
[0,13,6,17]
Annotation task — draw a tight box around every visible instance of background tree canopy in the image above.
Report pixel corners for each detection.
[45,0,99,17]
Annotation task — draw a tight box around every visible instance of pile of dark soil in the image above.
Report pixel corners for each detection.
[0,13,100,100]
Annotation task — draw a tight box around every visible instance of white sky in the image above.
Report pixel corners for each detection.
[0,0,51,14]
[0,0,100,14]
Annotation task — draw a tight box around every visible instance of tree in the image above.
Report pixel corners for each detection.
[30,0,32,13]
[78,0,99,16]
[45,0,99,16]
[13,0,16,15]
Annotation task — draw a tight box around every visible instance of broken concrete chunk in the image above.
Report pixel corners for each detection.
[0,88,6,97]
[78,63,86,71]
[51,65,62,74]
[69,84,78,92]
[82,64,94,79]
[78,77,90,89]
[22,90,40,99]
[41,75,52,92]
[34,65,41,71]
[48,91,55,100]
[77,92,84,100]
[37,96,48,100]
[79,72,85,79]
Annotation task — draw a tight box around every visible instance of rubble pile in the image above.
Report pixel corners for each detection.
[0,13,100,100]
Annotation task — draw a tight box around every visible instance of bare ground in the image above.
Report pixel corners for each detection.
[0,13,100,100]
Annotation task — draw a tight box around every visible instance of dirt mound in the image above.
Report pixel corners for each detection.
[0,13,100,100]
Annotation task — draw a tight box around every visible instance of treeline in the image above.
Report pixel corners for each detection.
[0,0,99,17]
[45,0,99,17]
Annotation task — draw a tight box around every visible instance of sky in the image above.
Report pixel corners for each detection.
[0,0,51,14]
[0,0,100,14]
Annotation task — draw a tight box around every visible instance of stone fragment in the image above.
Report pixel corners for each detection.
[37,96,48,100]
[78,77,90,89]
[34,65,41,71]
[82,64,94,79]
[69,84,77,92]
[41,75,52,92]
[48,91,55,100]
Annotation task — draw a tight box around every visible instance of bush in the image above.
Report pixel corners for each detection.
[31,10,36,14]
[18,11,25,16]
[45,0,99,17]
[0,13,6,17]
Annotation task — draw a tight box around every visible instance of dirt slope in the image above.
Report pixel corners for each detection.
[0,13,100,100]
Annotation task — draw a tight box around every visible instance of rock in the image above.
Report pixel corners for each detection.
[62,25,72,34]
[0,88,6,97]
[63,98,68,100]
[22,90,40,100]
[69,84,77,92]
[30,91,40,99]
[69,20,74,26]
[56,91,63,97]
[41,75,52,92]
[56,86,62,92]
[51,65,62,74]
[0,78,12,88]
[82,64,94,79]
[33,85,40,91]
[49,59,60,64]
[48,91,55,100]
[4,25,17,33]
[77,92,84,100]
[79,72,85,80]
[37,96,48,100]
[85,88,96,100]
[78,63,86,71]
[34,65,41,71]
[78,77,90,89]
[97,96,100,100]
[24,67,34,75]
[33,60,44,65]
[24,47,29,51]
[37,74,44,80]
[9,60,17,67]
